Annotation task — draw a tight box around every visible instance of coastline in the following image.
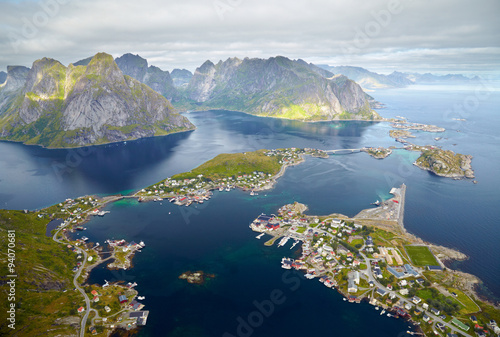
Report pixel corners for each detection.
[0,125,196,150]
[22,147,499,335]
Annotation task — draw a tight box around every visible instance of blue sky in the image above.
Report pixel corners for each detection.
[0,0,499,74]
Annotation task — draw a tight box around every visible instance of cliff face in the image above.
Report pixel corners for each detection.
[0,66,30,114]
[186,56,380,121]
[115,53,178,101]
[171,69,193,88]
[0,71,7,85]
[0,53,194,148]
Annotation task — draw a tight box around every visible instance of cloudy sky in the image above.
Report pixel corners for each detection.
[1,0,499,74]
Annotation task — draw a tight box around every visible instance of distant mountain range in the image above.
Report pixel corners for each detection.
[0,53,194,148]
[318,65,481,90]
[7,51,484,148]
[0,71,7,85]
[182,57,379,121]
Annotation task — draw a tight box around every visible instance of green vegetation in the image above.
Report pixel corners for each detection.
[415,148,474,179]
[404,245,439,266]
[447,287,481,314]
[0,209,81,336]
[172,150,282,181]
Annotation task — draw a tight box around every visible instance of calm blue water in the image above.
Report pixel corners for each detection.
[1,82,499,336]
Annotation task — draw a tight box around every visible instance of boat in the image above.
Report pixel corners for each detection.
[139,241,145,248]
[137,296,145,300]
[225,187,231,192]
[278,236,289,247]
[371,200,380,206]
[81,236,89,241]
[219,187,224,192]
[387,313,392,317]
[343,297,347,301]
[75,226,85,231]
[375,306,379,310]
[256,233,265,239]
[381,309,386,315]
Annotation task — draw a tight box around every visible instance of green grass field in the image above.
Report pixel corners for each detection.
[447,288,481,314]
[172,150,282,181]
[404,245,439,266]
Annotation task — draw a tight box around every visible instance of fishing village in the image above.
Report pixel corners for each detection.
[36,147,492,336]
[250,185,499,337]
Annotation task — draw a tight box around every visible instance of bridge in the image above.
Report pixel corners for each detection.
[324,148,361,154]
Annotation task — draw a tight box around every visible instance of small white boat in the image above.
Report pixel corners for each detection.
[137,296,145,300]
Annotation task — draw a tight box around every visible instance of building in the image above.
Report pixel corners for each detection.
[387,266,405,279]
[118,295,128,304]
[348,278,358,293]
[376,288,387,297]
[430,307,440,315]
[404,264,419,277]
[77,306,85,313]
[411,296,422,304]
[427,265,443,271]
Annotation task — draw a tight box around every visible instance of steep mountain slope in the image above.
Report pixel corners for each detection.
[115,53,178,101]
[171,68,193,88]
[185,56,380,121]
[0,53,194,148]
[0,71,7,84]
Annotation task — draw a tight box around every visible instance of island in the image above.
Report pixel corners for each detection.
[179,271,216,285]
[391,122,446,133]
[0,148,492,336]
[413,148,475,179]
[361,146,393,159]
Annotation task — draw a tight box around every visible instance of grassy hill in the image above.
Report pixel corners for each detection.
[0,209,81,336]
[172,150,282,181]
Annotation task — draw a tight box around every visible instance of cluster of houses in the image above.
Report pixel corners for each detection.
[250,203,494,334]
[136,148,331,204]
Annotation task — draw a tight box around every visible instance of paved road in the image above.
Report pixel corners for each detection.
[357,250,473,337]
[53,219,92,336]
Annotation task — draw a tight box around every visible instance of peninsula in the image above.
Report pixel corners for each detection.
[250,185,499,336]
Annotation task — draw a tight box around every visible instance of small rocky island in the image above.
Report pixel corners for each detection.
[179,271,215,285]
[414,148,474,179]
[391,122,445,133]
[389,129,416,139]
[361,147,393,159]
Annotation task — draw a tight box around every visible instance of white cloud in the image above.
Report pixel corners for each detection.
[0,0,498,74]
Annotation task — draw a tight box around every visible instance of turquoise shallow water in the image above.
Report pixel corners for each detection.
[1,83,499,335]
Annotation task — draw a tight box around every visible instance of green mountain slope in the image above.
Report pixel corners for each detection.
[183,56,381,121]
[0,53,195,148]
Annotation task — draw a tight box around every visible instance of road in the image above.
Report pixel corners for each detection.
[53,227,90,337]
[357,249,473,337]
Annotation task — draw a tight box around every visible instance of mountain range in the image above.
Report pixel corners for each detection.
[318,65,481,90]
[0,53,194,148]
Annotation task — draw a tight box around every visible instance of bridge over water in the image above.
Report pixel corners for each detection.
[325,149,361,154]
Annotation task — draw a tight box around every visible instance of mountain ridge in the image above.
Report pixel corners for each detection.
[183,56,380,121]
[0,52,194,148]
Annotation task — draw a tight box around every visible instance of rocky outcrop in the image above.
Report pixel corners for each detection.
[0,71,6,85]
[186,56,380,121]
[0,65,30,114]
[0,53,194,148]
[115,53,178,101]
[414,149,475,179]
[171,68,193,87]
